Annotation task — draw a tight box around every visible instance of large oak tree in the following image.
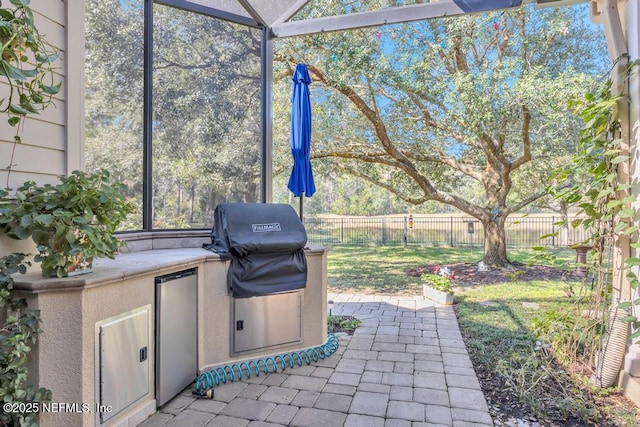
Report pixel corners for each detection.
[275,4,606,265]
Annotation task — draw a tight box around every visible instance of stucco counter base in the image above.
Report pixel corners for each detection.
[13,245,328,427]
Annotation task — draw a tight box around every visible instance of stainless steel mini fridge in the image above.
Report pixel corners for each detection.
[155,268,197,407]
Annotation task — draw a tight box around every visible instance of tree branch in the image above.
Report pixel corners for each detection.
[479,132,505,165]
[342,167,430,205]
[508,189,552,214]
[307,64,440,199]
[496,17,512,64]
[154,59,259,82]
[348,164,486,217]
[313,150,394,166]
[453,35,469,74]
[511,105,531,170]
[401,150,483,181]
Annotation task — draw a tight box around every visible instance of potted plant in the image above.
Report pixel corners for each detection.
[421,269,454,305]
[0,169,135,277]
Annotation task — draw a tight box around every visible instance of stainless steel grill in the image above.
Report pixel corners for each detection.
[205,203,307,353]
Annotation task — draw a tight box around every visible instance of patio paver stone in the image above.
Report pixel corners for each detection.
[349,391,389,417]
[386,401,426,422]
[314,392,353,412]
[165,409,214,427]
[290,407,348,427]
[207,415,250,426]
[265,405,299,424]
[219,398,276,421]
[258,386,299,405]
[344,414,386,427]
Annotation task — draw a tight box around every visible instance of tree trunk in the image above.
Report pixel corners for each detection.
[189,184,195,223]
[558,200,570,246]
[209,189,217,212]
[482,215,510,267]
[177,184,182,218]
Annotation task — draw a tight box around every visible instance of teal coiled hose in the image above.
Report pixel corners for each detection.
[195,333,340,395]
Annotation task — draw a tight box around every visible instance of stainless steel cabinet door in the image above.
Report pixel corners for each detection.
[99,306,151,423]
[156,270,198,406]
[233,291,302,354]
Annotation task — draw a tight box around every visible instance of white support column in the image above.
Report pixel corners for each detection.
[623,0,640,378]
[600,0,631,303]
[65,0,86,173]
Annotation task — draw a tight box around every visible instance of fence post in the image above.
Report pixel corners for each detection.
[382,217,387,244]
[403,216,408,246]
[450,217,454,247]
[551,216,555,247]
[341,217,344,243]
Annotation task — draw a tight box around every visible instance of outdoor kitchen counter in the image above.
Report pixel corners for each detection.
[12,244,327,292]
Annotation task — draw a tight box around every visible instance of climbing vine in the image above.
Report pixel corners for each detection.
[1,0,61,189]
[0,0,60,130]
[542,58,640,369]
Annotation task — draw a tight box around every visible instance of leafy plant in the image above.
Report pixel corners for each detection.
[495,352,551,409]
[0,169,135,277]
[504,270,525,282]
[327,315,361,335]
[0,253,51,427]
[421,273,453,294]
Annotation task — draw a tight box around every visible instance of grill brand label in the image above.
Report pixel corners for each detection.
[252,223,281,232]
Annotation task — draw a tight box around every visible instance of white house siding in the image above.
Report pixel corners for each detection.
[0,0,67,191]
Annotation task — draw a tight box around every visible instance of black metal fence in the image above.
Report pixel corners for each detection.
[303,215,590,248]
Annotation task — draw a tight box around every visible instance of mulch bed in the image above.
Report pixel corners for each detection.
[407,262,583,287]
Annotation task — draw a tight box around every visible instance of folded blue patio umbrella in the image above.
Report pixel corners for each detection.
[288,63,315,219]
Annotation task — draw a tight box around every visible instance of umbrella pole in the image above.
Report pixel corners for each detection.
[299,195,304,221]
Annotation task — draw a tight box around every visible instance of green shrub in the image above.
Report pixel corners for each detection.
[531,308,606,365]
[1,253,51,427]
[327,315,361,334]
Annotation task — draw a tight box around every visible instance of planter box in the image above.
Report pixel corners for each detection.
[422,284,454,305]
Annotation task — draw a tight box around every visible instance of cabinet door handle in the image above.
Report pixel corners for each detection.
[140,346,148,362]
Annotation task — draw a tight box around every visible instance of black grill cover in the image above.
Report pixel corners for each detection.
[204,203,307,297]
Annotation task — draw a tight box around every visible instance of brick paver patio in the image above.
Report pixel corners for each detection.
[139,293,493,427]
